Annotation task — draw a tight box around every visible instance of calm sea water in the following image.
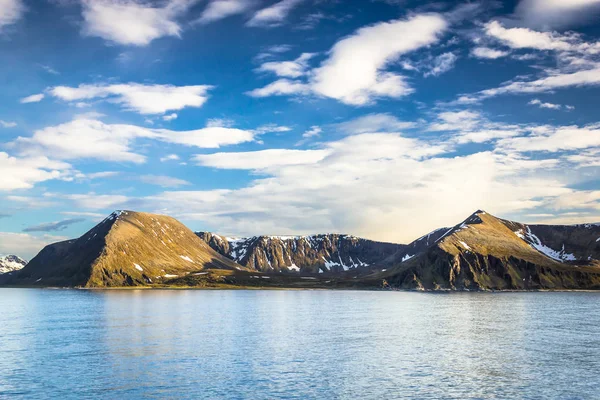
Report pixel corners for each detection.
[0,289,599,399]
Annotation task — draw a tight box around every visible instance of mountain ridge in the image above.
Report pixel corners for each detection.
[2,209,600,290]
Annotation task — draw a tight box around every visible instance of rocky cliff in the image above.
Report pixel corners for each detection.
[196,232,405,273]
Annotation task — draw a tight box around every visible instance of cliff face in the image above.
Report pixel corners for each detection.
[383,211,600,290]
[196,232,406,273]
[4,211,242,287]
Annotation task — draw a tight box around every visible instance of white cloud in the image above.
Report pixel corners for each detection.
[81,0,194,46]
[471,47,509,59]
[11,118,268,163]
[196,0,252,24]
[428,110,482,131]
[193,148,329,169]
[163,113,178,121]
[138,175,191,188]
[514,0,600,29]
[484,21,600,53]
[0,0,23,30]
[498,125,600,153]
[528,98,572,110]
[256,52,315,78]
[477,67,600,98]
[160,154,180,162]
[0,152,72,191]
[0,232,67,261]
[246,0,303,27]
[0,120,17,128]
[335,113,416,135]
[246,78,310,97]
[302,126,321,138]
[424,52,458,77]
[310,14,447,105]
[48,83,213,114]
[248,14,449,105]
[139,132,572,243]
[255,44,292,61]
[20,93,44,103]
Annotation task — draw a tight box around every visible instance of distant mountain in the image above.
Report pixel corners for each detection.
[381,211,600,290]
[2,209,600,290]
[0,255,27,275]
[2,211,242,287]
[196,232,405,273]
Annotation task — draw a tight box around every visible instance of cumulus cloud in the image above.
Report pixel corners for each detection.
[255,52,315,78]
[11,118,277,163]
[310,14,447,105]
[163,113,178,121]
[81,0,195,46]
[514,0,600,29]
[246,0,303,27]
[471,47,509,59]
[48,83,213,115]
[428,110,482,131]
[196,0,253,24]
[136,131,573,243]
[23,218,85,233]
[0,0,23,30]
[0,152,72,191]
[249,14,448,105]
[20,93,44,103]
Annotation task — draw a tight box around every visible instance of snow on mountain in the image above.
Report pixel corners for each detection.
[196,232,404,273]
[0,255,27,274]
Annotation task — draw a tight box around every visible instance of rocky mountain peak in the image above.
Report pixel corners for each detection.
[0,255,27,275]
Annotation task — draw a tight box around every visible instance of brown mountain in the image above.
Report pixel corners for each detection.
[381,211,600,290]
[2,211,242,287]
[195,232,405,274]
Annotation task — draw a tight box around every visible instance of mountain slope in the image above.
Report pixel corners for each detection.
[196,232,405,273]
[0,255,27,275]
[3,211,242,287]
[382,211,600,290]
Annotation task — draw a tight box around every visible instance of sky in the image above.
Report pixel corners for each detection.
[1,0,600,259]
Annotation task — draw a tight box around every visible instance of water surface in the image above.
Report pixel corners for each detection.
[0,289,599,399]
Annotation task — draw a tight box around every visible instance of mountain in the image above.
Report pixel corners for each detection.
[2,211,242,287]
[381,211,600,290]
[3,209,600,290]
[0,255,27,275]
[196,232,405,273]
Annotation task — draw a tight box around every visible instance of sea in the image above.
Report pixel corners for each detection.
[1,289,599,399]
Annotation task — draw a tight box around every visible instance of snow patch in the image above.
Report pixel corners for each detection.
[134,263,143,271]
[180,255,194,263]
[515,227,577,262]
[459,241,471,251]
[402,254,414,262]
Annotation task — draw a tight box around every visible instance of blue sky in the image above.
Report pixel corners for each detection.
[1,0,600,259]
